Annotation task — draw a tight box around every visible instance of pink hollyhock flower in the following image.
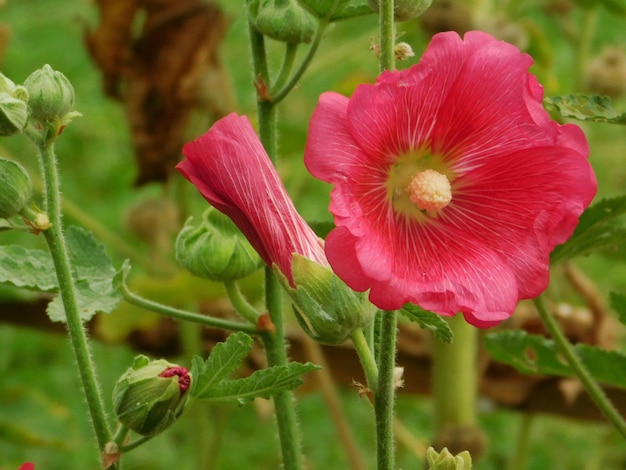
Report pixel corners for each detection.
[304,31,597,327]
[19,464,35,470]
[177,113,327,283]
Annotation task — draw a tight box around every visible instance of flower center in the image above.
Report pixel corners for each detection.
[405,169,452,212]
[385,148,455,220]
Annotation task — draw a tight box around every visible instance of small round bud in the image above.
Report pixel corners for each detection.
[23,64,75,123]
[277,254,376,345]
[112,355,191,437]
[176,207,263,281]
[0,157,32,218]
[249,0,315,44]
[368,0,433,21]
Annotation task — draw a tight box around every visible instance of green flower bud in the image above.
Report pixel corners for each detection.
[278,254,376,345]
[0,72,29,136]
[368,0,433,21]
[426,447,472,470]
[24,65,75,123]
[249,0,315,44]
[0,157,32,218]
[112,355,191,437]
[0,93,28,136]
[176,207,263,281]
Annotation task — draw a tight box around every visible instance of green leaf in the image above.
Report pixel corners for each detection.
[0,244,57,291]
[196,362,320,404]
[610,292,626,326]
[400,304,453,343]
[47,225,121,322]
[551,196,626,263]
[484,330,571,375]
[544,94,626,125]
[485,330,626,389]
[190,332,255,398]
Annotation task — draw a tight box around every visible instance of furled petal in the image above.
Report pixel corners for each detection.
[305,31,597,327]
[178,113,326,282]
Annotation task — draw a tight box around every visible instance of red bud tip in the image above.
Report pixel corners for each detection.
[160,366,191,393]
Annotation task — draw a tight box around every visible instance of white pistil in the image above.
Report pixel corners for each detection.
[406,169,452,212]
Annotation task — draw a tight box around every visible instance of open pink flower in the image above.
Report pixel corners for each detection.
[304,31,597,327]
[177,113,326,283]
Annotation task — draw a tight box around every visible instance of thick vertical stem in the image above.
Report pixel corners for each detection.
[375,310,398,470]
[378,0,396,73]
[39,141,112,456]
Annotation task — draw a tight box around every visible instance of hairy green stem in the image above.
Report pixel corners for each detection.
[119,281,258,335]
[261,267,304,470]
[534,295,626,438]
[223,280,260,324]
[249,18,305,469]
[38,140,112,456]
[375,310,398,470]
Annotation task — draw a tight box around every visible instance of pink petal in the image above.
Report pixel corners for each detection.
[178,113,326,282]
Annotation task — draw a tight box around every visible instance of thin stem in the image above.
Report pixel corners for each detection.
[351,327,379,391]
[119,435,153,453]
[301,335,367,470]
[38,141,112,454]
[119,281,258,335]
[533,295,626,438]
[271,20,328,104]
[223,280,260,324]
[374,310,398,470]
[432,314,478,432]
[270,43,299,98]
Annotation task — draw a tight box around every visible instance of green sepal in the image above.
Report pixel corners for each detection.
[278,254,376,345]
